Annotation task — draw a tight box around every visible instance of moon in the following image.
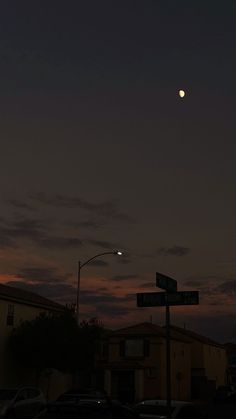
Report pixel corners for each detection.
[179,89,186,98]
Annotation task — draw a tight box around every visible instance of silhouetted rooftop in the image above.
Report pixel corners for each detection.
[0,283,65,312]
[169,325,224,348]
[112,322,191,343]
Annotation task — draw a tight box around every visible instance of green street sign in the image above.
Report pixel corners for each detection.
[166,291,199,306]
[137,292,166,307]
[156,272,177,293]
[137,291,199,307]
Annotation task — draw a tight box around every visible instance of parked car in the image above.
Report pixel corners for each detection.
[213,385,236,402]
[135,399,205,419]
[204,392,236,418]
[35,399,140,419]
[0,387,46,419]
[56,388,109,404]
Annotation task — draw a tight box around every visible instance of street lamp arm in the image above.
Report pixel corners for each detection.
[80,251,118,268]
[76,249,123,324]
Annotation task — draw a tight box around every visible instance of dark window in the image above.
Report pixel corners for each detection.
[122,339,150,358]
[7,304,14,326]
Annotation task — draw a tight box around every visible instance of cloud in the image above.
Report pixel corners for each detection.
[16,267,71,284]
[7,199,36,211]
[0,214,125,252]
[111,274,140,281]
[80,290,135,305]
[0,215,83,250]
[215,280,236,295]
[88,260,109,267]
[95,304,133,318]
[73,220,103,229]
[0,235,18,249]
[6,280,75,301]
[37,236,82,249]
[139,282,155,288]
[158,246,190,257]
[87,239,121,250]
[29,193,135,223]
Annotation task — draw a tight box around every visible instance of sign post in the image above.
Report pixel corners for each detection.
[166,303,171,419]
[137,275,199,419]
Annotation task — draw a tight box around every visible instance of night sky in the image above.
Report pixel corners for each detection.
[0,1,236,342]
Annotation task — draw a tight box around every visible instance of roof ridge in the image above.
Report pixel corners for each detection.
[169,324,222,346]
[0,283,64,310]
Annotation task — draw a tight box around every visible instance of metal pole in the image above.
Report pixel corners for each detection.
[166,302,171,419]
[76,261,81,325]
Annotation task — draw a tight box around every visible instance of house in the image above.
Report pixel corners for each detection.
[224,342,236,387]
[0,283,72,400]
[169,325,227,399]
[97,322,192,403]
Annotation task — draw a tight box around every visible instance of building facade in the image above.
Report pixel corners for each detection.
[224,343,236,387]
[97,322,191,403]
[0,283,72,400]
[169,326,227,400]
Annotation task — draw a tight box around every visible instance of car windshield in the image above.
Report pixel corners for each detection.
[0,389,18,401]
[135,404,175,415]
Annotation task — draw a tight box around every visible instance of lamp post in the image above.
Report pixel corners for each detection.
[76,250,123,324]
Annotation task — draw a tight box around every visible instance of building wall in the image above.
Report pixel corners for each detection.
[0,299,52,387]
[189,341,205,369]
[105,335,191,402]
[203,344,227,387]
[159,339,191,401]
[0,298,72,399]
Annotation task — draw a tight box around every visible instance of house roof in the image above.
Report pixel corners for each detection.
[0,283,65,312]
[112,322,191,343]
[169,325,224,348]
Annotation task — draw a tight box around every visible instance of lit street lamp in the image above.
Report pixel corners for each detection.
[76,250,123,324]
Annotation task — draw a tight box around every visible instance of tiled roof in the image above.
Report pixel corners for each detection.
[169,325,223,348]
[0,283,65,311]
[112,322,191,343]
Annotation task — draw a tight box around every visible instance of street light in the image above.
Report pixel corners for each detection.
[76,250,123,324]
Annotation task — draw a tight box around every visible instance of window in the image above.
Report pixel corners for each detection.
[120,339,150,358]
[125,339,144,357]
[7,304,14,326]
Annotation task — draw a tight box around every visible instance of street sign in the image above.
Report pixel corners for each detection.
[156,272,177,293]
[137,291,199,307]
[137,292,166,307]
[166,291,199,306]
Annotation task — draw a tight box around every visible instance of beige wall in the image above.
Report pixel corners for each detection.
[203,344,227,387]
[159,339,191,401]
[106,335,191,401]
[190,341,205,369]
